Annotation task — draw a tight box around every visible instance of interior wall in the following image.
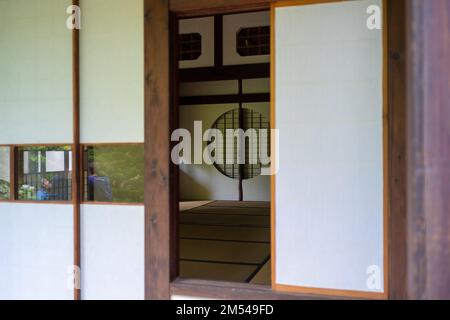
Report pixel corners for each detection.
[0,0,73,144]
[80,0,144,143]
[178,10,271,202]
[223,11,270,66]
[179,17,214,69]
[0,203,74,300]
[274,0,384,293]
[179,102,270,201]
[81,205,144,300]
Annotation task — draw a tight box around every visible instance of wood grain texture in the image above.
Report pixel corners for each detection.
[387,0,407,300]
[171,278,349,300]
[170,0,272,17]
[72,0,81,302]
[406,0,450,300]
[9,146,16,201]
[144,0,171,300]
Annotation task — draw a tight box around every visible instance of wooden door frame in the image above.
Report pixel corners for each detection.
[144,0,408,300]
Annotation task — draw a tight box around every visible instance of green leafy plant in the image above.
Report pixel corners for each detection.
[0,179,10,200]
[18,185,36,201]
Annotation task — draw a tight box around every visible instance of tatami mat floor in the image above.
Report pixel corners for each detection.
[179,201,271,285]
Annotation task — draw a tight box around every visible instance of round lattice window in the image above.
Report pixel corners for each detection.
[210,108,270,180]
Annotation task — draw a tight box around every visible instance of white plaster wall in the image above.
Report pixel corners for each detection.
[0,0,73,144]
[243,78,270,94]
[179,17,215,69]
[179,102,270,201]
[80,204,144,300]
[80,0,144,143]
[275,0,384,293]
[0,203,74,300]
[223,11,270,66]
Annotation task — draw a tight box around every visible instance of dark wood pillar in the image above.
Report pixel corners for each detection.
[387,0,407,300]
[406,0,450,300]
[144,0,171,300]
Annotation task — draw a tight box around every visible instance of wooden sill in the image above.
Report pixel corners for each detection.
[0,200,72,205]
[170,278,345,300]
[80,201,144,206]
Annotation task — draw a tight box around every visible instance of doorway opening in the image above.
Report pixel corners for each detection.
[173,10,272,285]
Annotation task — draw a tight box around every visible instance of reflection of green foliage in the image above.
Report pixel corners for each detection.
[18,185,37,201]
[20,146,71,168]
[0,180,9,200]
[88,145,144,203]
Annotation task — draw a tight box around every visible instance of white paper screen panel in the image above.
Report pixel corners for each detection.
[274,0,384,294]
[81,205,144,300]
[0,203,73,300]
[0,0,73,144]
[80,0,144,143]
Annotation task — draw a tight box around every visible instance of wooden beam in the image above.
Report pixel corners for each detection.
[170,0,272,17]
[180,64,270,82]
[180,93,269,105]
[387,0,407,300]
[144,0,171,300]
[71,0,81,301]
[406,0,450,300]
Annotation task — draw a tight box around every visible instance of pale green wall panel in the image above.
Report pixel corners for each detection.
[0,0,73,144]
[80,0,144,143]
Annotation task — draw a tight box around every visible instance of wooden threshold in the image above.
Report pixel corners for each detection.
[170,278,347,300]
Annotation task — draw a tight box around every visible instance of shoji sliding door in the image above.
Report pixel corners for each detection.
[0,0,73,300]
[273,0,386,298]
[79,0,144,300]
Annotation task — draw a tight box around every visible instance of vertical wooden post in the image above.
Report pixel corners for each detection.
[72,0,81,301]
[406,0,450,299]
[169,12,180,281]
[387,0,407,300]
[9,146,15,201]
[144,0,171,300]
